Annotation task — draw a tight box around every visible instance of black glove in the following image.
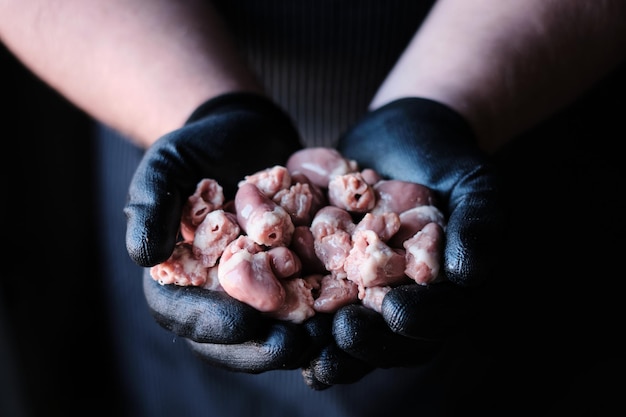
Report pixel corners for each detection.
[126,92,301,266]
[303,97,503,387]
[142,272,317,372]
[125,92,313,372]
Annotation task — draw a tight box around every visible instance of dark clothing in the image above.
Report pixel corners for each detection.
[95,126,455,417]
[93,3,458,415]
[3,1,626,416]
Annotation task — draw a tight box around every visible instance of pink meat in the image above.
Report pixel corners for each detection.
[314,230,352,278]
[344,230,407,288]
[273,182,321,227]
[149,242,209,287]
[235,182,294,248]
[286,147,358,188]
[403,222,444,285]
[217,236,286,312]
[327,172,376,213]
[388,205,446,248]
[310,206,355,238]
[359,168,381,185]
[360,285,391,313]
[267,246,302,279]
[354,211,401,242]
[312,274,359,313]
[180,178,225,242]
[311,206,355,278]
[192,209,241,267]
[202,265,224,291]
[273,172,327,227]
[289,226,327,275]
[304,274,323,293]
[152,147,449,319]
[238,165,291,199]
[267,278,315,323]
[371,179,437,215]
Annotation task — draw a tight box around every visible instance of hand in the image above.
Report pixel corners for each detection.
[125,92,302,266]
[304,97,503,387]
[143,271,317,372]
[125,92,311,373]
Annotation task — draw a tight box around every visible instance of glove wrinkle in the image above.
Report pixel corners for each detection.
[338,97,502,288]
[125,92,302,267]
[303,344,374,387]
[129,92,317,377]
[310,97,502,388]
[143,268,265,344]
[186,321,312,373]
[333,304,441,368]
[339,97,479,194]
[382,283,473,342]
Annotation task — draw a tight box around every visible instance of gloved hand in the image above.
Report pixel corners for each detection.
[303,97,503,388]
[142,271,317,372]
[125,92,314,372]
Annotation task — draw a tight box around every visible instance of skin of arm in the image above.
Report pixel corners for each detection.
[2,1,626,152]
[371,0,626,153]
[0,0,262,148]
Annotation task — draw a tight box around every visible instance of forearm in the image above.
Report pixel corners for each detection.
[372,0,626,153]
[0,0,261,148]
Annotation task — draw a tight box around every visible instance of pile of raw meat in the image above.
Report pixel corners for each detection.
[150,147,446,323]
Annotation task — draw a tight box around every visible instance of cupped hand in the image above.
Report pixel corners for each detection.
[303,97,503,388]
[143,271,318,372]
[125,92,302,267]
[125,92,314,373]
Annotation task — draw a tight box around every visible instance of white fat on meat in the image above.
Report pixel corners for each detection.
[403,222,444,285]
[150,242,209,287]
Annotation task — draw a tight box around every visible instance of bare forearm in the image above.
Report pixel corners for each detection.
[372,0,626,153]
[0,0,261,147]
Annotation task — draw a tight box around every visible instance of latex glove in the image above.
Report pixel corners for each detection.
[304,97,503,388]
[125,92,313,372]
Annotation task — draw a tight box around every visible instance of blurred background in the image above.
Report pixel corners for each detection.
[1,43,123,416]
[2,38,626,416]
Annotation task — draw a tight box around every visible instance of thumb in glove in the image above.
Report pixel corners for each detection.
[338,97,502,288]
[125,92,302,267]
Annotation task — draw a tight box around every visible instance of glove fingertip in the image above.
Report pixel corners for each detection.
[142,274,267,343]
[301,367,332,391]
[332,305,369,351]
[443,200,503,287]
[382,283,471,341]
[124,202,181,267]
[125,223,177,267]
[303,312,334,346]
[305,344,374,387]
